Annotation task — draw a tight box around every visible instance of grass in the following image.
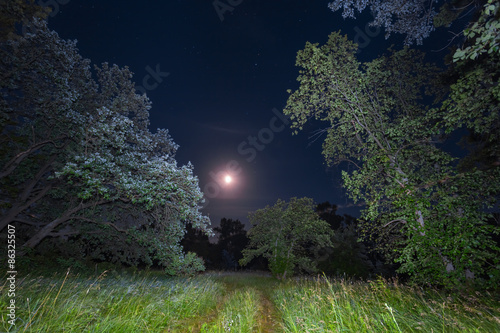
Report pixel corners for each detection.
[274,276,500,332]
[0,269,223,332]
[205,272,281,332]
[201,288,260,332]
[1,270,499,332]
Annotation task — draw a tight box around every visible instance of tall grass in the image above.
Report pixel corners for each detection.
[202,271,280,332]
[202,288,261,333]
[273,276,500,332]
[2,270,498,332]
[0,270,223,332]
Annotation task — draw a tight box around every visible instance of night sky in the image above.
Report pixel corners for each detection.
[47,1,451,229]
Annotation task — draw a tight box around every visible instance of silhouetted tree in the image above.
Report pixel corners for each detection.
[214,218,248,270]
[182,223,216,269]
[315,202,377,277]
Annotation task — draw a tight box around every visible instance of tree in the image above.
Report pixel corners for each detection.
[182,222,215,268]
[284,32,500,287]
[328,0,442,45]
[0,18,211,274]
[328,0,490,45]
[1,18,94,232]
[0,0,50,41]
[315,201,344,229]
[445,0,500,172]
[214,218,248,270]
[453,0,500,62]
[239,197,333,279]
[315,202,378,277]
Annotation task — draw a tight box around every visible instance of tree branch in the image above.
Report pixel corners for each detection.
[0,136,67,179]
[382,219,408,228]
[70,217,130,234]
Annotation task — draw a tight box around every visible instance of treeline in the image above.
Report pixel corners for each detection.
[183,201,395,279]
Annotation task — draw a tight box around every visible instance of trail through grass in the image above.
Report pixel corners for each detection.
[1,270,499,332]
[207,272,281,332]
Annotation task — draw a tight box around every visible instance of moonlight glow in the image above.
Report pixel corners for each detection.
[224,175,232,184]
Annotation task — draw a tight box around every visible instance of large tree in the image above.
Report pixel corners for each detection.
[284,32,499,287]
[240,197,333,279]
[0,18,211,274]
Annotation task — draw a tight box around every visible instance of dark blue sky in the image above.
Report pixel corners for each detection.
[47,1,451,228]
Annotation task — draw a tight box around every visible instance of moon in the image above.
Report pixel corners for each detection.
[224,175,232,184]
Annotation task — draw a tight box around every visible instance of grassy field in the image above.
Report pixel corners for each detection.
[1,270,499,332]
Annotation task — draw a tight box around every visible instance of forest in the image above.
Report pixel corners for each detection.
[0,1,499,331]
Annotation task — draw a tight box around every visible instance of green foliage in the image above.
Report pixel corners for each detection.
[315,203,384,277]
[390,169,500,287]
[0,18,211,275]
[55,257,88,273]
[444,34,499,172]
[433,2,465,29]
[318,223,372,277]
[284,32,500,288]
[453,0,500,62]
[240,197,333,279]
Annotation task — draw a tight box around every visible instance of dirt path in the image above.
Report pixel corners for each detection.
[205,272,283,332]
[255,289,281,332]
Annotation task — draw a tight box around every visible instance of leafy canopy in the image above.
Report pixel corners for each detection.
[284,32,500,288]
[240,197,333,279]
[0,18,211,275]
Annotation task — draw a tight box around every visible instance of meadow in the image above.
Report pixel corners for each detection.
[1,270,499,332]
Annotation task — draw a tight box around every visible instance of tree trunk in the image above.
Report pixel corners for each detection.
[0,137,65,179]
[0,185,52,231]
[18,199,110,256]
[388,160,460,276]
[18,214,71,256]
[0,158,54,231]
